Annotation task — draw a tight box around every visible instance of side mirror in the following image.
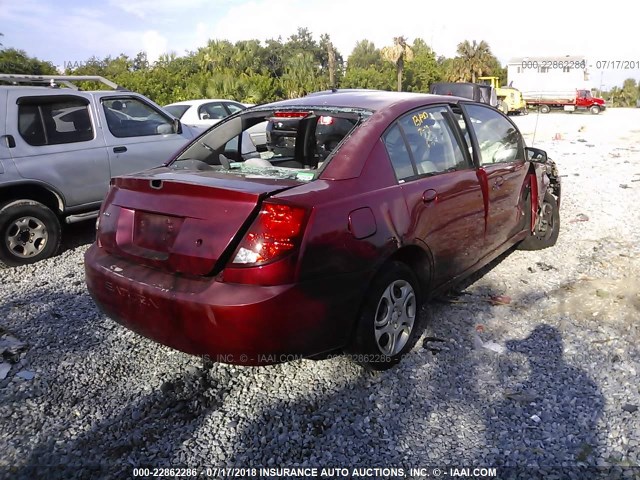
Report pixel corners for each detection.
[172,118,182,134]
[201,113,211,120]
[526,147,548,163]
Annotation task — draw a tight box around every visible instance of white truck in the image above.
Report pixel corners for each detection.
[508,56,606,114]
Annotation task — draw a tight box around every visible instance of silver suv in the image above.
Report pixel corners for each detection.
[0,74,201,267]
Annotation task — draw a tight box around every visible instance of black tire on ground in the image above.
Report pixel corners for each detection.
[539,105,551,114]
[348,261,423,371]
[589,105,601,115]
[519,191,560,251]
[0,200,61,268]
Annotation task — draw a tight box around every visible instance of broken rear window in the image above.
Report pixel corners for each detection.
[169,107,369,182]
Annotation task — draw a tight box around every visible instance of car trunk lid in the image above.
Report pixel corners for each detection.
[97,167,302,276]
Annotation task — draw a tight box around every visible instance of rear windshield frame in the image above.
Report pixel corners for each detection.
[167,105,372,182]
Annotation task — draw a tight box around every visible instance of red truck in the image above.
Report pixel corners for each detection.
[523,89,606,114]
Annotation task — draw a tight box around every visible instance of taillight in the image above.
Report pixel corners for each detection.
[319,116,334,125]
[232,203,307,266]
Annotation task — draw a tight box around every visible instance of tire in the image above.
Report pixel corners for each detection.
[539,105,551,114]
[349,261,422,371]
[0,200,61,267]
[519,191,560,251]
[589,105,601,115]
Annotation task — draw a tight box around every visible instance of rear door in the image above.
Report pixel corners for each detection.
[383,105,485,286]
[462,103,528,249]
[98,94,192,178]
[5,90,110,207]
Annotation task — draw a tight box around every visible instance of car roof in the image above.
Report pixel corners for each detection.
[263,89,463,112]
[165,99,243,107]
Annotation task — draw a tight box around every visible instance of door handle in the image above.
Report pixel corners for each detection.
[113,146,127,153]
[2,135,16,148]
[422,189,438,203]
[493,176,504,189]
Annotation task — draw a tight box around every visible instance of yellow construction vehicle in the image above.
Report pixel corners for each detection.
[478,76,527,115]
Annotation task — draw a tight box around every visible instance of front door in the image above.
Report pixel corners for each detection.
[462,103,528,250]
[99,95,192,178]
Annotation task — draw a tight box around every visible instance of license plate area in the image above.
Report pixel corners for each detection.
[133,211,184,252]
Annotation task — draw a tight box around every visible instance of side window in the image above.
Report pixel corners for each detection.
[18,98,93,146]
[383,124,415,181]
[102,98,173,138]
[199,102,227,120]
[397,107,469,175]
[465,104,522,165]
[225,103,244,115]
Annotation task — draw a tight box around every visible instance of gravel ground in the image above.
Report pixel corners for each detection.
[1,108,639,480]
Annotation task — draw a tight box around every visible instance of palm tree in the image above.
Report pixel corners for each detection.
[381,36,414,92]
[456,40,492,83]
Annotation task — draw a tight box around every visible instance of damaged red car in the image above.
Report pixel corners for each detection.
[85,90,560,370]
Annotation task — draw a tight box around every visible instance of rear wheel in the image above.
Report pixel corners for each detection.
[349,261,422,371]
[589,105,601,115]
[0,200,61,267]
[539,105,551,114]
[519,191,560,250]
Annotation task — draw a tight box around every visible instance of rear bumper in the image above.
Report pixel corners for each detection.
[84,245,367,365]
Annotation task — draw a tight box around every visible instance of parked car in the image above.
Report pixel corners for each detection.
[85,89,560,370]
[163,99,246,126]
[164,99,267,149]
[0,74,200,267]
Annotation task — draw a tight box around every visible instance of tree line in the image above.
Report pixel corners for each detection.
[1,28,639,107]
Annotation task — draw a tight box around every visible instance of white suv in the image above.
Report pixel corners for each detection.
[0,74,201,267]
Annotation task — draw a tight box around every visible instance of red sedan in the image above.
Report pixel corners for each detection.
[85,90,560,370]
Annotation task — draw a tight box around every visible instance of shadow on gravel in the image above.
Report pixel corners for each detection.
[59,221,96,255]
[483,324,605,473]
[9,367,225,480]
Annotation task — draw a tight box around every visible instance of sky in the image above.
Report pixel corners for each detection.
[1,0,638,90]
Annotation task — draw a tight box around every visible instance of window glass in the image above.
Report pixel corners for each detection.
[383,124,415,181]
[397,107,468,175]
[164,104,189,119]
[18,99,93,146]
[465,104,521,165]
[199,103,227,120]
[225,103,244,114]
[103,98,173,138]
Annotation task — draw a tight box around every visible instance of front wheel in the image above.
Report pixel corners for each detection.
[0,200,61,267]
[348,261,422,371]
[519,191,560,250]
[589,105,601,115]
